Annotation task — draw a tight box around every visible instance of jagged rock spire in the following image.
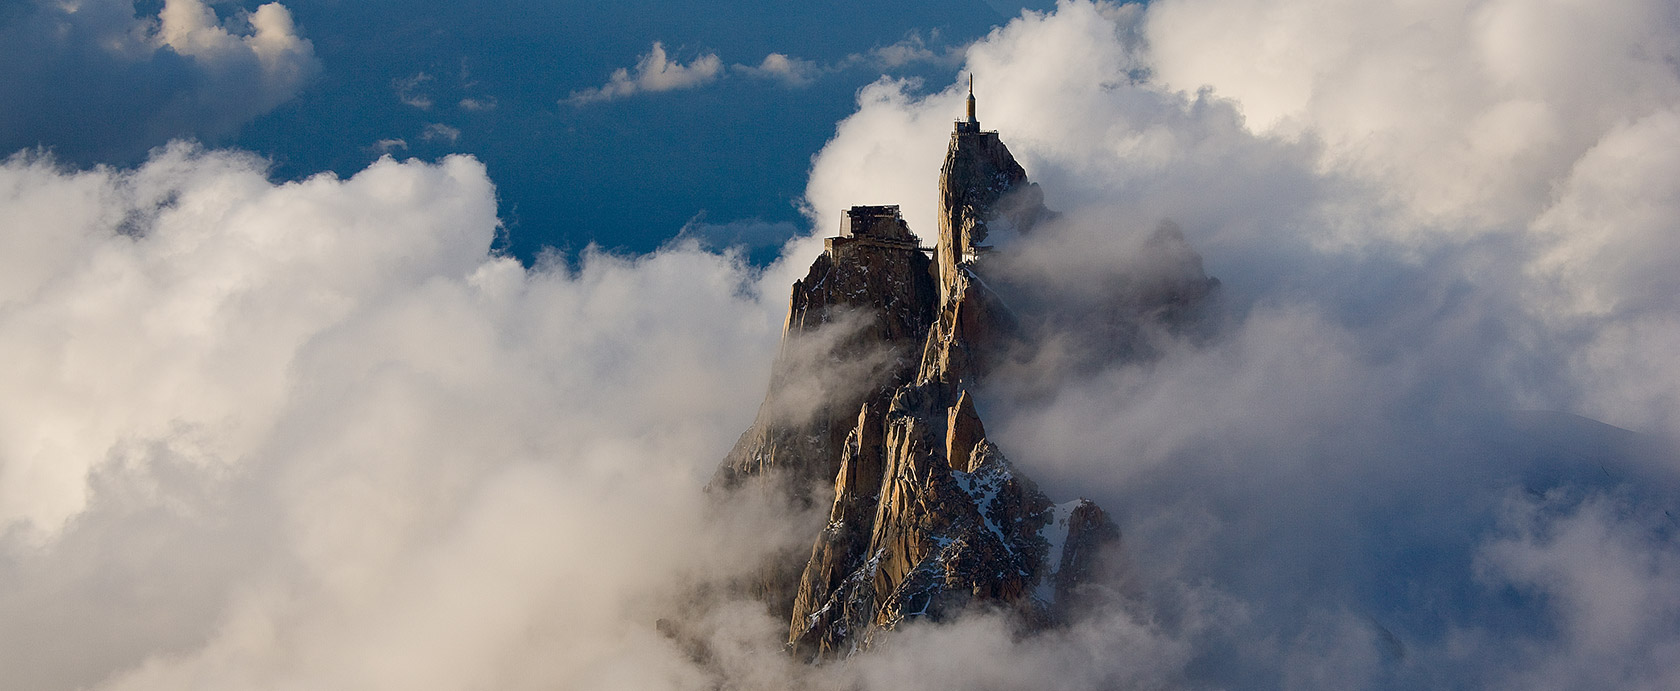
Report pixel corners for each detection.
[698,74,1232,664]
[710,102,1141,661]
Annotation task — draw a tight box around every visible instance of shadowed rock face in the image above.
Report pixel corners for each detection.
[716,118,1192,659]
[716,229,938,491]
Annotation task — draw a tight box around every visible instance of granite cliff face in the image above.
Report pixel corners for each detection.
[716,93,1206,659]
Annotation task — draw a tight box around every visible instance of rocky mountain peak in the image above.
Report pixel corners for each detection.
[714,106,1158,659]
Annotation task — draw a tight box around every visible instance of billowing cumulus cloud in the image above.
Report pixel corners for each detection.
[1144,0,1680,230]
[566,42,724,104]
[0,144,808,689]
[7,0,1680,689]
[798,0,1680,686]
[0,0,317,163]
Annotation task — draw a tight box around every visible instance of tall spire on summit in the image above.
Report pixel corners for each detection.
[954,74,983,134]
[965,74,977,126]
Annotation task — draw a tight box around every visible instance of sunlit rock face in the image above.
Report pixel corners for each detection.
[717,111,1208,659]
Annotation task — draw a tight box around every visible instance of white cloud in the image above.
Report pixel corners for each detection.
[735,53,820,87]
[156,0,312,80]
[566,42,724,105]
[1142,0,1680,229]
[0,145,500,534]
[570,33,966,101]
[0,0,318,161]
[730,34,967,91]
[0,144,804,689]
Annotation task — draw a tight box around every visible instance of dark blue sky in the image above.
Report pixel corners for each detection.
[93,0,1054,262]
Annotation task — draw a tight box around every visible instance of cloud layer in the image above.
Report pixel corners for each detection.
[0,144,803,690]
[5,0,1680,689]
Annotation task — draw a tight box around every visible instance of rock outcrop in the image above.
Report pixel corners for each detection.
[716,91,1199,659]
[717,206,937,491]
